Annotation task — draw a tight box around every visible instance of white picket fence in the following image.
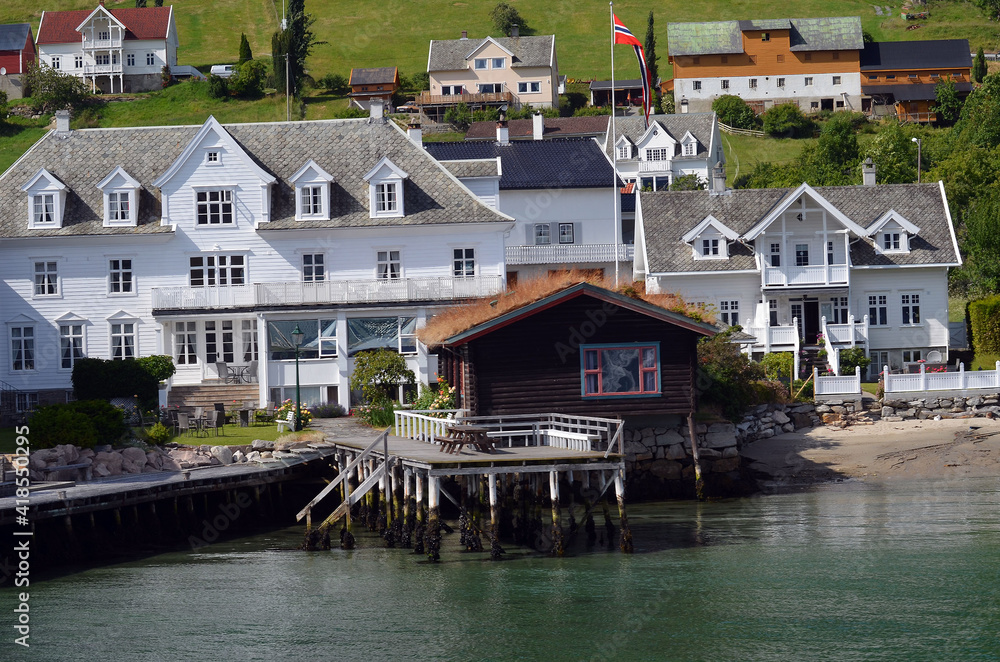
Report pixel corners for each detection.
[883,362,1000,393]
[814,366,862,396]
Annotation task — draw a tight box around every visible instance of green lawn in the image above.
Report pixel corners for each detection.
[721,133,815,184]
[0,116,51,173]
[972,353,1000,371]
[861,382,880,395]
[949,295,969,323]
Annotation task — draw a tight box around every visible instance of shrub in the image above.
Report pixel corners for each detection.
[349,349,415,405]
[573,105,612,116]
[318,73,348,95]
[332,106,368,118]
[72,358,159,410]
[712,95,757,130]
[697,327,766,422]
[444,102,472,130]
[760,352,794,380]
[969,295,1000,356]
[207,74,229,99]
[29,405,98,449]
[838,347,872,376]
[792,378,814,401]
[136,354,176,382]
[146,422,172,445]
[411,378,457,414]
[310,403,347,418]
[762,103,814,138]
[70,399,129,443]
[356,399,398,427]
[660,94,675,115]
[229,60,267,99]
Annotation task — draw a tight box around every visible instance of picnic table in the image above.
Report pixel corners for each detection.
[437,424,495,454]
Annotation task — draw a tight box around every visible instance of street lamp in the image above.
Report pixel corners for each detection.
[911,137,922,184]
[291,324,304,431]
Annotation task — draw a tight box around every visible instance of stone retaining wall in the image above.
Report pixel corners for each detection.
[877,393,1000,422]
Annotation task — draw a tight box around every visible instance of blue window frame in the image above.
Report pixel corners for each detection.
[581,342,660,398]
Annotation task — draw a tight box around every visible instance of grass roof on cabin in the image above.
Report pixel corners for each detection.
[417,271,715,347]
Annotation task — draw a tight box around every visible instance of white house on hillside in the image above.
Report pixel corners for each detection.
[634,162,961,379]
[0,110,512,413]
[36,4,178,93]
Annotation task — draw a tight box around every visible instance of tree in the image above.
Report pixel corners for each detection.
[644,11,659,84]
[669,173,704,191]
[154,0,163,5]
[443,102,473,130]
[961,191,1000,296]
[934,77,963,124]
[349,349,415,405]
[952,72,1000,148]
[238,33,253,65]
[490,2,528,37]
[0,90,7,122]
[861,123,916,184]
[229,59,267,99]
[761,102,814,138]
[808,112,860,183]
[319,73,348,95]
[973,47,987,83]
[272,0,319,97]
[711,94,756,130]
[973,0,1000,20]
[22,61,88,112]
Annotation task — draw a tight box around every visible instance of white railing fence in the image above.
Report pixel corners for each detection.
[814,366,861,396]
[393,409,466,445]
[883,361,1000,393]
[820,316,839,375]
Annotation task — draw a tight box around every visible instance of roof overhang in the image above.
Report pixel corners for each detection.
[743,182,868,240]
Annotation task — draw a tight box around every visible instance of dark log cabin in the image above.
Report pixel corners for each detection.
[432,283,716,420]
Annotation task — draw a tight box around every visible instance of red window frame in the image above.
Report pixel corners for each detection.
[582,344,660,397]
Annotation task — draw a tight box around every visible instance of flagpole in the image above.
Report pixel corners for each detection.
[610,1,620,288]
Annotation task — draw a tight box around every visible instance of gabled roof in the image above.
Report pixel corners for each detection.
[96,165,141,190]
[428,34,555,71]
[153,116,275,188]
[363,156,408,181]
[0,23,32,52]
[744,183,869,239]
[465,36,514,60]
[681,215,740,243]
[425,138,616,190]
[866,209,920,236]
[289,159,334,184]
[639,182,960,274]
[37,6,172,44]
[435,282,718,347]
[860,39,972,71]
[666,16,863,56]
[75,5,126,33]
[465,116,610,141]
[0,117,513,238]
[20,167,66,192]
[604,113,716,161]
[349,67,398,86]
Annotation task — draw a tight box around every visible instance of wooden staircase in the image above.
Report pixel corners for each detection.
[167,383,261,410]
[799,345,829,378]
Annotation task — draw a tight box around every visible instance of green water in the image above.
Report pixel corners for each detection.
[4,479,1000,661]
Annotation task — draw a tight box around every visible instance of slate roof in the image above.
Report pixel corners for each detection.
[640,183,959,274]
[428,35,555,71]
[424,138,616,190]
[860,39,972,71]
[604,113,716,161]
[0,23,32,52]
[465,116,609,141]
[440,159,499,178]
[349,67,398,86]
[863,82,973,101]
[667,17,863,56]
[37,6,172,44]
[0,118,511,238]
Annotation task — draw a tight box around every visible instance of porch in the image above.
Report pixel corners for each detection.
[763,264,849,287]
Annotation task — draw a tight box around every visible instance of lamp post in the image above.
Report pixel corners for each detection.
[911,137,922,184]
[291,324,303,431]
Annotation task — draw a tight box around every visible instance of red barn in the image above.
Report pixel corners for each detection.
[0,23,36,99]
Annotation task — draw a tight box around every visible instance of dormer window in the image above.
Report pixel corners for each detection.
[617,144,631,159]
[883,233,901,251]
[683,141,696,156]
[206,151,220,164]
[868,211,918,256]
[701,239,719,256]
[290,159,334,221]
[683,215,738,261]
[21,168,67,230]
[96,166,141,227]
[364,157,409,219]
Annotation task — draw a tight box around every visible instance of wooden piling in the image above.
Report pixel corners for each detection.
[426,475,441,562]
[413,471,425,555]
[488,473,503,559]
[549,471,564,556]
[614,468,633,553]
[342,453,355,550]
[687,413,705,501]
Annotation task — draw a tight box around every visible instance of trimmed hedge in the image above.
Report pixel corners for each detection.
[72,358,159,409]
[969,295,1000,356]
[29,400,127,449]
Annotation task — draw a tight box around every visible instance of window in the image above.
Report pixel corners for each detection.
[901,293,921,325]
[241,319,259,362]
[804,77,813,87]
[721,79,730,90]
[98,31,109,40]
[75,55,83,69]
[682,141,695,156]
[206,151,220,164]
[827,241,835,266]
[831,297,849,324]
[341,317,416,357]
[205,321,234,363]
[534,224,551,245]
[453,248,475,277]
[33,194,55,225]
[769,299,779,326]
[883,233,901,251]
[376,250,400,279]
[646,147,669,161]
[34,261,58,296]
[777,55,785,64]
[474,58,488,70]
[15,393,37,412]
[701,238,719,256]
[375,183,398,213]
[790,303,804,336]
[908,74,918,79]
[189,255,245,286]
[777,77,785,88]
[517,81,541,93]
[833,76,842,85]
[96,54,109,66]
[440,85,461,95]
[10,326,34,371]
[810,101,819,110]
[303,254,325,282]
[559,223,575,244]
[868,295,888,326]
[582,344,660,397]
[109,258,133,294]
[196,189,234,224]
[146,53,155,66]
[617,144,631,159]
[175,321,197,365]
[769,243,781,267]
[492,57,505,69]
[111,322,135,360]
[112,52,118,65]
[903,350,923,364]
[836,100,844,109]
[795,244,809,267]
[302,185,323,216]
[127,53,135,67]
[478,83,503,94]
[108,191,130,222]
[930,73,940,79]
[761,32,770,41]
[885,74,896,80]
[692,81,702,91]
[719,300,739,326]
[868,75,879,81]
[51,56,61,70]
[749,78,757,89]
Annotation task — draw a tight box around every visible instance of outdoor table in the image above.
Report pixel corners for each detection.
[438,424,495,454]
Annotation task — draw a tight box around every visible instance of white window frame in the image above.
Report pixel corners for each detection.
[110,321,137,360]
[32,193,56,225]
[833,76,842,85]
[174,321,197,365]
[474,58,488,70]
[59,323,85,371]
[701,238,719,257]
[492,57,505,69]
[107,191,132,224]
[51,56,61,70]
[453,248,475,277]
[189,254,246,287]
[126,52,135,67]
[146,52,155,66]
[195,188,235,225]
[882,232,904,252]
[804,77,814,86]
[33,260,59,297]
[721,79,730,90]
[97,166,141,227]
[376,250,401,280]
[902,349,923,364]
[868,294,889,327]
[74,55,83,69]
[777,77,785,88]
[290,160,334,221]
[769,242,781,267]
[302,253,325,282]
[108,258,135,295]
[617,144,631,159]
[692,80,702,91]
[682,141,696,156]
[10,325,35,372]
[534,224,551,245]
[375,182,398,214]
[559,223,575,244]
[719,300,740,326]
[478,83,503,94]
[518,81,541,93]
[205,150,221,165]
[364,158,408,219]
[901,293,921,326]
[749,78,758,89]
[645,147,669,162]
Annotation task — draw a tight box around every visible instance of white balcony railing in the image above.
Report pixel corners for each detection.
[824,318,869,346]
[637,160,671,173]
[505,243,634,265]
[763,264,849,287]
[151,275,505,311]
[83,64,124,75]
[83,38,123,50]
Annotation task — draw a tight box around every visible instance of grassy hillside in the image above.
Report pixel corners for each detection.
[2,0,996,84]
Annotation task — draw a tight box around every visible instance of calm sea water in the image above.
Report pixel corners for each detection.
[4,478,1000,661]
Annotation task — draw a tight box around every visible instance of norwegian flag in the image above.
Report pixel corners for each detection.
[613,14,653,127]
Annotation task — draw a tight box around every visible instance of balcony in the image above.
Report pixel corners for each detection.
[83,38,123,50]
[151,276,505,312]
[417,90,514,106]
[637,160,671,173]
[763,264,849,287]
[83,64,124,76]
[505,243,634,266]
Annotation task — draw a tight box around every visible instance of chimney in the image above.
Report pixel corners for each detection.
[461,30,468,40]
[369,99,384,121]
[496,118,509,145]
[407,118,423,144]
[55,109,71,133]
[532,112,544,140]
[709,161,727,195]
[862,157,876,186]
[511,25,519,38]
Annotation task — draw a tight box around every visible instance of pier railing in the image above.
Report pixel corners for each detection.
[394,409,465,443]
[883,362,1000,393]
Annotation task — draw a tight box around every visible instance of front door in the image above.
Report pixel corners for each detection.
[804,301,820,344]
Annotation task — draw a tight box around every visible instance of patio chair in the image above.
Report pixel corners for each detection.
[203,409,225,436]
[257,401,276,424]
[176,413,192,437]
[277,410,295,434]
[246,360,258,384]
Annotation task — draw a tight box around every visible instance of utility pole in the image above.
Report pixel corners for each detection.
[911,137,922,184]
[286,51,290,122]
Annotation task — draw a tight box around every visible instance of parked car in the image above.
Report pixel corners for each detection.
[396,103,419,113]
[210,64,234,79]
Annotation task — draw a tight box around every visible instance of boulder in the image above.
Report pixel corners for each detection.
[722,446,740,458]
[94,451,123,476]
[822,413,841,424]
[232,450,246,463]
[121,459,143,474]
[121,447,148,468]
[782,422,795,433]
[93,463,111,477]
[758,428,775,439]
[772,410,791,425]
[624,441,647,459]
[251,439,275,451]
[704,424,738,449]
[666,443,687,460]
[649,460,683,480]
[145,452,162,470]
[881,406,895,418]
[968,396,983,407]
[815,404,832,414]
[655,429,686,447]
[160,455,182,472]
[245,451,262,462]
[56,444,80,463]
[210,446,234,465]
[78,448,95,460]
[791,412,813,430]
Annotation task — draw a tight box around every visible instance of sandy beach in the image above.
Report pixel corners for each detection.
[742,417,1000,485]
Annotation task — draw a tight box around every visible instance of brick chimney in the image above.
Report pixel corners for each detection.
[461,30,468,40]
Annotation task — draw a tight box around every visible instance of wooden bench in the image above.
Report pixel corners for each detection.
[542,429,601,452]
